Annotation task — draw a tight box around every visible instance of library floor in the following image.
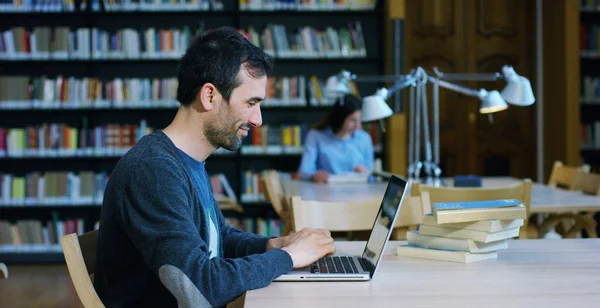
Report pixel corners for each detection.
[0,264,81,308]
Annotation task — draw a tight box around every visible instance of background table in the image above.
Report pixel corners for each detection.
[284,177,600,213]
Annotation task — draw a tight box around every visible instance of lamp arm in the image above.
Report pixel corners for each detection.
[429,77,482,98]
[353,75,412,83]
[383,76,417,99]
[432,67,502,81]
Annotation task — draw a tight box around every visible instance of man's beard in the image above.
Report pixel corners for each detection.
[205,117,248,151]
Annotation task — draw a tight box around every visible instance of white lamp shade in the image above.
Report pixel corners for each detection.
[324,75,350,99]
[501,76,535,106]
[479,90,508,114]
[361,89,393,122]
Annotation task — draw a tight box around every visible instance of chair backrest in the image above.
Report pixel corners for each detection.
[571,172,600,195]
[411,179,533,233]
[262,170,287,218]
[61,230,246,308]
[548,161,591,190]
[290,195,424,232]
[0,262,7,279]
[262,170,295,235]
[61,230,104,308]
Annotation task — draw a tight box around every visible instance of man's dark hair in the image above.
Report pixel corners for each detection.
[176,26,274,106]
[314,94,363,133]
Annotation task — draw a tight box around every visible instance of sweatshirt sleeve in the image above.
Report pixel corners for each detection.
[216,205,271,258]
[119,157,293,307]
[298,130,319,181]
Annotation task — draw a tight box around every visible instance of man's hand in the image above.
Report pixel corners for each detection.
[353,165,368,173]
[312,170,330,183]
[279,228,336,268]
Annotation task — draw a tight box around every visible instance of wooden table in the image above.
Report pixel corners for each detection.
[284,177,600,213]
[245,240,600,307]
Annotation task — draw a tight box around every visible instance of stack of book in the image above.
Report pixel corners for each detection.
[397,199,527,263]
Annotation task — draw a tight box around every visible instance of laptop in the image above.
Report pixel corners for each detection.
[274,175,409,282]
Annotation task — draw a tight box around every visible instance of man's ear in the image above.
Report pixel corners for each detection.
[196,83,220,111]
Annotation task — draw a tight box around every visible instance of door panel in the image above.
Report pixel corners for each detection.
[404,0,536,178]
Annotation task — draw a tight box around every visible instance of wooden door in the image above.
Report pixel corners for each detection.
[404,0,536,178]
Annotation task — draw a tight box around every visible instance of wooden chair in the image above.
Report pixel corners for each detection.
[262,170,293,236]
[61,230,104,308]
[411,179,534,239]
[0,262,7,279]
[290,195,425,238]
[547,161,591,190]
[61,230,247,308]
[540,172,600,238]
[571,172,600,195]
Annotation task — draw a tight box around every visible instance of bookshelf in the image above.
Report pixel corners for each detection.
[0,0,386,263]
[580,0,600,171]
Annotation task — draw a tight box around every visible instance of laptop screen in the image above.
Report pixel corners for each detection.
[361,175,408,272]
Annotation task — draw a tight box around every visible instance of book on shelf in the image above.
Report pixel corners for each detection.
[0,120,152,158]
[0,75,180,110]
[225,217,282,237]
[581,122,600,150]
[264,76,307,107]
[239,0,378,11]
[581,76,600,104]
[0,214,85,252]
[240,124,306,154]
[581,0,600,12]
[0,75,314,110]
[0,0,78,12]
[0,171,108,206]
[90,26,200,60]
[0,26,90,60]
[580,22,600,56]
[238,21,366,59]
[93,0,222,12]
[209,174,237,202]
[241,170,267,203]
[431,199,527,224]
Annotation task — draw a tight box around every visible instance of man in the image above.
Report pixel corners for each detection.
[94,26,336,307]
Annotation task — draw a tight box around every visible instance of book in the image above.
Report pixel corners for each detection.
[433,199,523,212]
[432,204,527,224]
[406,230,508,253]
[326,172,370,184]
[421,214,524,233]
[418,225,521,243]
[397,244,498,263]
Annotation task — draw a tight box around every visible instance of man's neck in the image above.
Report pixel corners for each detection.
[163,106,216,162]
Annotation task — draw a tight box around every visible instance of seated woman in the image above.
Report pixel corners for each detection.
[298,94,375,182]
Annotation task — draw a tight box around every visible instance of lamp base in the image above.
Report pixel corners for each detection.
[407,162,445,187]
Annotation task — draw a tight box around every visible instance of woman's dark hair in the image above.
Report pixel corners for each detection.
[314,94,362,133]
[176,26,274,106]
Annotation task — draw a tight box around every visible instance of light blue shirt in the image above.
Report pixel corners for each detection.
[298,127,374,181]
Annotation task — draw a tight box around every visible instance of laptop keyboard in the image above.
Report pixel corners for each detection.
[310,256,361,274]
[358,257,375,273]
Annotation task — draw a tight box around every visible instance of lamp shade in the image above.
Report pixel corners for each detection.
[501,76,535,106]
[479,90,508,114]
[500,66,535,106]
[361,88,394,122]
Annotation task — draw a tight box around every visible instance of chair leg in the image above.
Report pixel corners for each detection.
[226,292,246,308]
[0,263,7,279]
